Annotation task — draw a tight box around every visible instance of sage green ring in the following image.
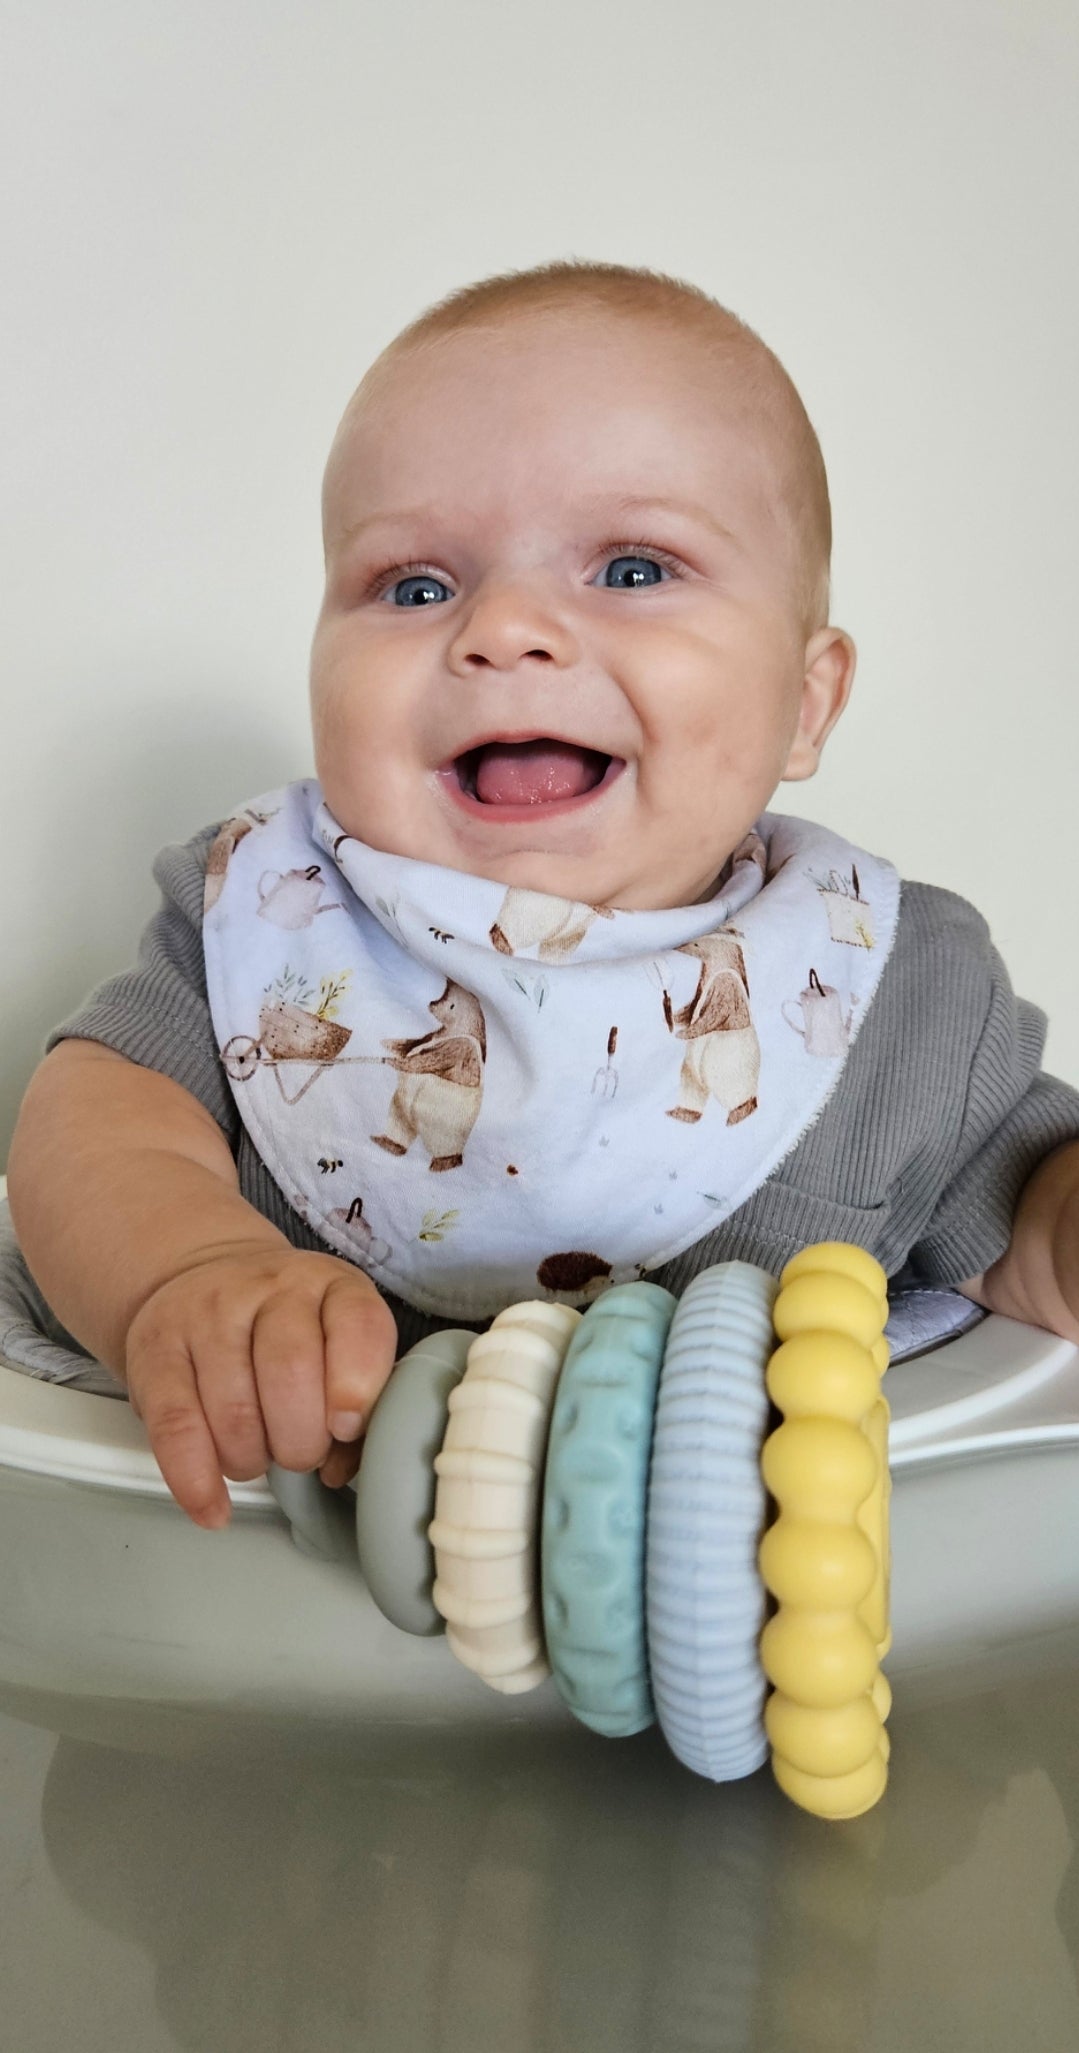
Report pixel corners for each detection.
[354,1329,474,1635]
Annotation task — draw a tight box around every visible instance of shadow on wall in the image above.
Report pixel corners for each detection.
[3,685,301,1161]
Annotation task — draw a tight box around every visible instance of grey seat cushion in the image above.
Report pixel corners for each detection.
[0,1198,125,1398]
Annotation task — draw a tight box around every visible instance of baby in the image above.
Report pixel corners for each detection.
[9,259,1079,1532]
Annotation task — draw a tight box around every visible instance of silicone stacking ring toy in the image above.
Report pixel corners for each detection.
[353,1329,474,1636]
[758,1243,892,1819]
[279,1241,893,1820]
[541,1280,677,1737]
[646,1262,779,1782]
[428,1301,581,1693]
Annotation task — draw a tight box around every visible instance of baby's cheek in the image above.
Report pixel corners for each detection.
[667,708,745,785]
[310,689,352,790]
[315,724,421,856]
[310,688,373,815]
[311,649,380,766]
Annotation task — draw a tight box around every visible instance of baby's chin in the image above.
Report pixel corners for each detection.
[385,836,723,911]
[419,835,627,904]
[321,780,729,910]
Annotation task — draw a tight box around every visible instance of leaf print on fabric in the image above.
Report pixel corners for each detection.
[263,965,316,1011]
[418,1208,461,1244]
[375,894,405,942]
[500,965,550,1009]
[315,970,352,1021]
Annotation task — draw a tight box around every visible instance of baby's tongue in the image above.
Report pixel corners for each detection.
[473,739,604,807]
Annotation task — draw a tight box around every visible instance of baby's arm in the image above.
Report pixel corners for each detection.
[6,1039,397,1526]
[957,1138,1079,1344]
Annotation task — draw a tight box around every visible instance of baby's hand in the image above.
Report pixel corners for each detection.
[123,1246,398,1528]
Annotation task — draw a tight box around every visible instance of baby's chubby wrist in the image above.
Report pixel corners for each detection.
[1047,1146,1079,1339]
[982,1139,1079,1345]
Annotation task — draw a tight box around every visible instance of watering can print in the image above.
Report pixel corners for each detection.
[257,866,344,930]
[781,969,852,1058]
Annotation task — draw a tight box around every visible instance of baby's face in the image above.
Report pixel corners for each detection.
[311,310,851,909]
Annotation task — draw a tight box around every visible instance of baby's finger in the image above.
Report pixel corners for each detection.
[250,1288,334,1472]
[322,1274,398,1440]
[318,1437,363,1490]
[183,1315,273,1484]
[128,1341,232,1529]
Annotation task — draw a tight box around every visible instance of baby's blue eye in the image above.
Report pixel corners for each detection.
[381,550,670,606]
[385,573,450,608]
[597,555,667,590]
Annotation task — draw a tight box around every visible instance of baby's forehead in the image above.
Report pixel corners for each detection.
[326,313,790,525]
[342,307,772,438]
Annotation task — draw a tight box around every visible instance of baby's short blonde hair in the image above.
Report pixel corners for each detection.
[355,259,833,634]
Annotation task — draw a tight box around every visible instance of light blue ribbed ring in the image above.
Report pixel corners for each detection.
[646,1262,778,1781]
[541,1281,677,1736]
[354,1328,474,1635]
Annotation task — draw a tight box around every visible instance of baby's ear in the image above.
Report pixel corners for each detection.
[782,627,857,782]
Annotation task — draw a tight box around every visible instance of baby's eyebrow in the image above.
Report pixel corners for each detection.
[332,504,447,553]
[587,493,740,548]
[333,494,739,554]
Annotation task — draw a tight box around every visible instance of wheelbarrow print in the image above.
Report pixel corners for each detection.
[222,1001,387,1106]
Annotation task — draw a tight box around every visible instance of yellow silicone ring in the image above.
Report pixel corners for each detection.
[758,1243,891,1819]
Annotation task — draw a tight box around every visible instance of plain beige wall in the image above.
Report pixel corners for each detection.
[3,0,1077,1162]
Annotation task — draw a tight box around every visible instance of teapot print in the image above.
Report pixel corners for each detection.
[257,865,344,931]
[781,968,853,1058]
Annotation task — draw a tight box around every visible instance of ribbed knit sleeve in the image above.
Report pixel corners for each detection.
[905,950,1079,1286]
[791,878,1079,1289]
[45,823,241,1148]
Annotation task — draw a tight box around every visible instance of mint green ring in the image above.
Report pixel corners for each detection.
[541,1282,676,1736]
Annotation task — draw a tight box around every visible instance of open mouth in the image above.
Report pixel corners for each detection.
[448,737,617,812]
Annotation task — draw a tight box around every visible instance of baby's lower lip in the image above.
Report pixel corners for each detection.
[437,755,625,823]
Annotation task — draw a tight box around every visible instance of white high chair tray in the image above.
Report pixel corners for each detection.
[2,1168,1079,1754]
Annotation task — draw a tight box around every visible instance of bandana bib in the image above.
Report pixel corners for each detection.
[203,780,899,1318]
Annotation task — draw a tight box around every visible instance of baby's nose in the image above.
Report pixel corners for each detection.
[448,580,579,673]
